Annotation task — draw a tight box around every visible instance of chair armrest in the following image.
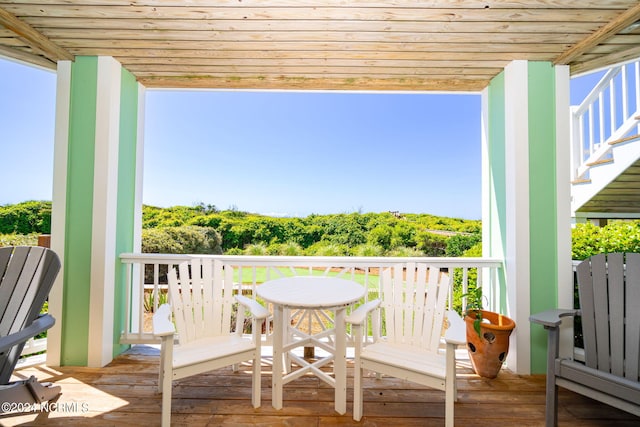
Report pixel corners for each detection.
[0,314,55,353]
[236,295,269,320]
[152,304,176,337]
[529,309,578,328]
[444,310,466,345]
[345,299,381,325]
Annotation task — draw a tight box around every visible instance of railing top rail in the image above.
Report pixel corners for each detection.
[573,66,621,117]
[119,253,503,268]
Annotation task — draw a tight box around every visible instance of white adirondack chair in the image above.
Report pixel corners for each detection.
[346,262,465,427]
[153,258,269,427]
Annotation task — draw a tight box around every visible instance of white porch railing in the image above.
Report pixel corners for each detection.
[19,337,47,359]
[571,57,640,181]
[118,253,504,346]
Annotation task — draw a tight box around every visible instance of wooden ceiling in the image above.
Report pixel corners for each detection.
[2,1,640,92]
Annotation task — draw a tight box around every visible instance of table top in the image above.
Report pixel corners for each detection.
[256,276,365,309]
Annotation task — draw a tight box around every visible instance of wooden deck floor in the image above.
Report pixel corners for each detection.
[3,345,639,426]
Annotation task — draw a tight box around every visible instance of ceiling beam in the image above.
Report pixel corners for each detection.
[554,3,640,66]
[0,7,73,62]
[0,45,56,70]
[138,75,489,92]
[570,45,640,75]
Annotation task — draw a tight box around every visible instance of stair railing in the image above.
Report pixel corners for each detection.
[571,58,640,181]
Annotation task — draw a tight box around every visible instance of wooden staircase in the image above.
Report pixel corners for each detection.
[571,59,640,219]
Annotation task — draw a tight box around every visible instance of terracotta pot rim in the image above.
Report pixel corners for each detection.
[464,309,516,330]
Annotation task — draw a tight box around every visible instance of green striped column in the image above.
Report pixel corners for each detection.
[47,56,143,367]
[483,61,572,374]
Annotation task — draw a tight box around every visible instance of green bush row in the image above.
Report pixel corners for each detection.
[0,233,39,247]
[9,202,640,260]
[149,206,481,256]
[571,220,640,260]
[0,201,51,234]
[2,201,481,257]
[142,226,223,254]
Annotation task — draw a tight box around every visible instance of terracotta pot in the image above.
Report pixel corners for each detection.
[464,310,516,379]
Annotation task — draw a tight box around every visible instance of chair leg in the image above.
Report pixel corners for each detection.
[546,381,558,427]
[445,342,456,427]
[160,370,172,427]
[445,379,454,427]
[158,337,170,394]
[545,327,560,427]
[158,357,164,394]
[252,355,261,408]
[284,308,292,374]
[159,337,174,427]
[353,364,364,421]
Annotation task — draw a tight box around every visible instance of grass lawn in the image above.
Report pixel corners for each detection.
[235,266,379,289]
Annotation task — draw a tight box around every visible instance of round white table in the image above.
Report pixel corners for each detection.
[256,276,365,415]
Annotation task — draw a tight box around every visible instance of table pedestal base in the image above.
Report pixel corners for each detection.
[271,306,348,414]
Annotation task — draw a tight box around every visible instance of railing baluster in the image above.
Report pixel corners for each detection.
[610,78,616,137]
[477,265,485,309]
[636,61,640,134]
[622,65,629,120]
[588,104,595,151]
[137,262,146,340]
[598,92,605,145]
[124,262,132,341]
[579,115,585,162]
[461,267,469,311]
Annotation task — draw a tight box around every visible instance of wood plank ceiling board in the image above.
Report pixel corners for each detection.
[0,1,640,91]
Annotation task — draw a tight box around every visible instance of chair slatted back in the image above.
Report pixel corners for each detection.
[381,262,451,351]
[576,252,640,381]
[167,258,236,345]
[0,246,60,383]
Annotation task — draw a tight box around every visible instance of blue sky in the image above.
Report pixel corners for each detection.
[0,57,603,220]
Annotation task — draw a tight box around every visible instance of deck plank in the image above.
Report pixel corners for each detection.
[3,345,639,426]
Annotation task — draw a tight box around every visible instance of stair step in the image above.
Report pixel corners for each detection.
[572,178,591,185]
[586,158,613,167]
[608,133,640,146]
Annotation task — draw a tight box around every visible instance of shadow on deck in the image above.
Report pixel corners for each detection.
[3,345,639,426]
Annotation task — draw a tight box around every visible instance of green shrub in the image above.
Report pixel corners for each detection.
[572,221,640,260]
[387,246,424,257]
[367,225,393,248]
[142,228,182,254]
[244,243,267,255]
[305,242,349,256]
[0,201,51,234]
[416,231,448,256]
[445,233,482,257]
[281,241,304,256]
[0,233,39,247]
[143,290,168,313]
[353,244,384,257]
[225,247,244,255]
[390,223,418,249]
[142,225,222,254]
[267,241,303,256]
[452,242,482,314]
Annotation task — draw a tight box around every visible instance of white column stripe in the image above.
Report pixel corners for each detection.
[555,65,574,359]
[88,56,122,367]
[47,60,72,367]
[504,60,531,374]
